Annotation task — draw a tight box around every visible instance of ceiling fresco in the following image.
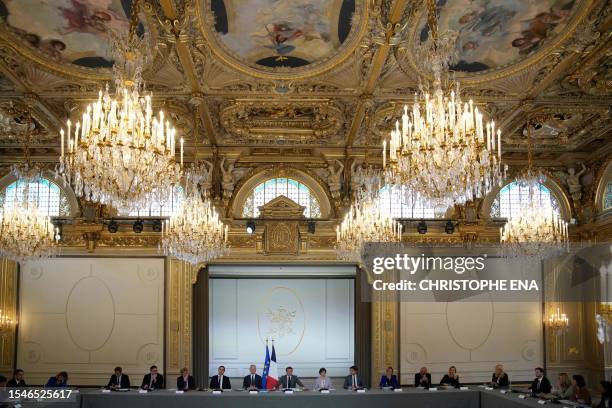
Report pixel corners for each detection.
[210,0,355,68]
[416,0,579,73]
[0,0,131,68]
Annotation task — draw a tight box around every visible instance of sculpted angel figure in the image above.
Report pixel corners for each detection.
[220,158,235,199]
[565,163,587,201]
[327,159,344,198]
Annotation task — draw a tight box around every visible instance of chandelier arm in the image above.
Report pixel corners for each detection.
[128,0,141,42]
[425,0,438,44]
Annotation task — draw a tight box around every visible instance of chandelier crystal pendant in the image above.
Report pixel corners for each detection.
[335,198,402,263]
[382,0,505,207]
[0,122,59,263]
[57,0,182,213]
[500,120,569,260]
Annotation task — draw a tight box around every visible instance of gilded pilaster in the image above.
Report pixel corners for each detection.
[0,258,17,378]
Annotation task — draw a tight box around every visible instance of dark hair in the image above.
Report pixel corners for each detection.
[573,374,586,388]
[535,367,544,373]
[218,366,225,370]
[114,367,122,373]
[350,366,358,371]
[600,380,612,395]
[387,366,394,371]
[58,371,68,381]
[0,375,7,383]
[286,366,293,371]
[150,365,158,371]
[13,369,23,376]
[319,368,327,374]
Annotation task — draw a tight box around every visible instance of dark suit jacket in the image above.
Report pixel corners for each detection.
[440,375,460,388]
[141,373,164,389]
[491,372,509,388]
[278,375,304,389]
[414,373,432,387]
[177,375,196,390]
[343,374,365,389]
[209,375,231,389]
[46,377,68,387]
[379,375,399,388]
[107,374,130,388]
[7,379,26,387]
[530,376,552,394]
[243,374,262,389]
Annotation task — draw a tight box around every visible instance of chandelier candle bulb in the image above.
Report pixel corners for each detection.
[180,138,184,167]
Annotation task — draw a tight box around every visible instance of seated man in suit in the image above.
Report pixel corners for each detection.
[177,367,196,391]
[529,367,552,395]
[440,366,461,388]
[209,365,231,390]
[414,366,431,388]
[141,365,164,390]
[344,366,365,390]
[278,366,304,390]
[107,366,130,389]
[46,372,68,387]
[7,369,26,387]
[243,365,262,390]
[379,366,399,388]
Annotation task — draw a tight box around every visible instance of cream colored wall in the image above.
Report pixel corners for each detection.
[17,257,164,386]
[400,300,543,384]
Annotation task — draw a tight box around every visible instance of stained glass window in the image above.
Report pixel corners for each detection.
[242,178,321,218]
[125,187,184,217]
[377,185,445,218]
[491,181,560,218]
[0,178,70,216]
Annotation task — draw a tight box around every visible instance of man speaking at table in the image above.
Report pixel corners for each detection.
[278,367,304,389]
[243,365,262,390]
[344,366,365,389]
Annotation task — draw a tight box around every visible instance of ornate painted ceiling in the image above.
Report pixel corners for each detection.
[0,0,609,186]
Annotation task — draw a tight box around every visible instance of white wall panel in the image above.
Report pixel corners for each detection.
[209,278,354,378]
[17,258,164,386]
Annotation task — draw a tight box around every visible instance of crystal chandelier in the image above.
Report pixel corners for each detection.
[336,198,402,263]
[547,307,569,335]
[158,116,229,265]
[0,122,59,263]
[382,0,505,207]
[500,121,569,260]
[57,0,182,213]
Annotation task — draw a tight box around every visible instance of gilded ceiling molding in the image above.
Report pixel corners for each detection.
[229,165,333,219]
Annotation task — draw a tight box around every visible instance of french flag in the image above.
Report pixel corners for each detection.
[262,342,279,390]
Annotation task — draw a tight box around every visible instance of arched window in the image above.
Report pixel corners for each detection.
[125,187,184,217]
[378,185,444,218]
[242,178,321,218]
[604,181,612,211]
[491,181,560,218]
[0,177,71,216]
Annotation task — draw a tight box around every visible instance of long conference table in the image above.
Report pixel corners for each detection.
[8,387,587,408]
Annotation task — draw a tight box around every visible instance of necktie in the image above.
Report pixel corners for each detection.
[353,375,356,387]
[219,375,223,388]
[150,375,154,387]
[117,376,121,386]
[252,375,254,385]
[287,376,290,388]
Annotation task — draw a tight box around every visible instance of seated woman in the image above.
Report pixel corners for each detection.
[379,366,400,388]
[597,380,612,408]
[554,373,573,399]
[571,375,591,405]
[314,368,333,391]
[491,364,509,388]
[46,372,68,387]
[440,366,460,388]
